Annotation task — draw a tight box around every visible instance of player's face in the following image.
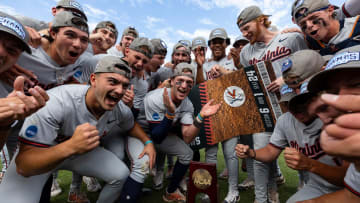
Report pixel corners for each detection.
[94,28,116,52]
[171,75,194,103]
[307,95,344,125]
[91,73,130,111]
[172,47,190,66]
[126,49,150,77]
[297,9,333,41]
[0,32,23,73]
[149,54,165,72]
[192,47,206,57]
[50,27,89,66]
[240,20,260,44]
[209,38,227,60]
[233,41,248,53]
[120,35,135,50]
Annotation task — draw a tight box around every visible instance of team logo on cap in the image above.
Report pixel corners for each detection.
[160,40,167,49]
[69,1,84,12]
[280,84,294,96]
[213,29,225,36]
[223,86,245,107]
[0,16,26,39]
[281,58,293,73]
[194,39,203,45]
[325,52,360,70]
[299,81,308,94]
[25,125,38,138]
[295,0,304,9]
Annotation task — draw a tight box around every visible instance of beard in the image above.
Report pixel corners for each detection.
[250,22,262,44]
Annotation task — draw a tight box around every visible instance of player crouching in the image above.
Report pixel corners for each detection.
[144,63,221,202]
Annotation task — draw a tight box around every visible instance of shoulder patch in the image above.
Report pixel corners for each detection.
[25,125,38,138]
[152,113,160,120]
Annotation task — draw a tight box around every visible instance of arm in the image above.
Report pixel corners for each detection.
[195,51,206,84]
[15,123,99,177]
[128,122,156,169]
[284,147,349,187]
[0,129,10,150]
[182,99,221,144]
[298,189,360,203]
[235,143,282,163]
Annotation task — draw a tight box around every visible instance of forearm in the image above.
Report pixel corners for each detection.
[182,124,200,144]
[15,142,76,177]
[196,64,205,84]
[309,160,349,187]
[129,122,151,143]
[149,116,173,144]
[0,129,10,150]
[301,189,360,203]
[253,144,282,163]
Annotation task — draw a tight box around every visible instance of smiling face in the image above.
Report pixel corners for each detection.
[297,7,336,42]
[90,72,130,111]
[209,38,227,61]
[120,35,136,52]
[170,75,194,104]
[93,27,116,52]
[172,47,190,66]
[125,48,150,77]
[148,54,165,72]
[0,32,24,73]
[240,20,262,44]
[49,27,89,66]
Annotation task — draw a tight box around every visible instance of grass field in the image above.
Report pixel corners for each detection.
[49,145,299,203]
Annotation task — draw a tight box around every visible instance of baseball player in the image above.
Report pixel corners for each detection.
[236,5,308,203]
[0,55,155,203]
[236,82,347,203]
[87,21,118,55]
[294,45,360,202]
[107,26,139,58]
[145,38,167,91]
[144,62,221,202]
[0,11,48,151]
[195,28,241,203]
[190,36,207,84]
[14,0,87,49]
[292,0,360,55]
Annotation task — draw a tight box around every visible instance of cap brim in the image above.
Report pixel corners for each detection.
[308,67,360,93]
[21,41,32,54]
[288,92,316,111]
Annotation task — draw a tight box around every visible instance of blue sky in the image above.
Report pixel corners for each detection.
[1,0,345,61]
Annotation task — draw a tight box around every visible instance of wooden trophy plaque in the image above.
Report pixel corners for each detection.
[189,61,285,150]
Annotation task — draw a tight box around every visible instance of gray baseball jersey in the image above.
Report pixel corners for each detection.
[307,16,360,51]
[240,32,308,77]
[6,47,98,91]
[107,46,124,58]
[19,84,133,147]
[144,88,194,125]
[0,84,134,203]
[270,112,342,196]
[202,57,236,81]
[14,15,48,31]
[344,163,360,197]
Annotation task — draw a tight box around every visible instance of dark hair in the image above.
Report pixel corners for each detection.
[47,27,60,43]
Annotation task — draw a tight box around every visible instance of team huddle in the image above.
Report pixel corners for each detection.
[0,0,359,202]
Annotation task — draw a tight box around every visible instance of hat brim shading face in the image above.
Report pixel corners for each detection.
[308,68,360,93]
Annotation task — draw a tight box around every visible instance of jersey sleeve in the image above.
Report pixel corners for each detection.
[240,46,250,67]
[180,99,194,125]
[269,113,289,149]
[291,32,309,51]
[144,89,165,123]
[18,90,64,147]
[344,163,360,197]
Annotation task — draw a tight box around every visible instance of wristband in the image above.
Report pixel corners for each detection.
[193,117,203,128]
[197,113,204,121]
[165,113,175,120]
[145,140,153,146]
